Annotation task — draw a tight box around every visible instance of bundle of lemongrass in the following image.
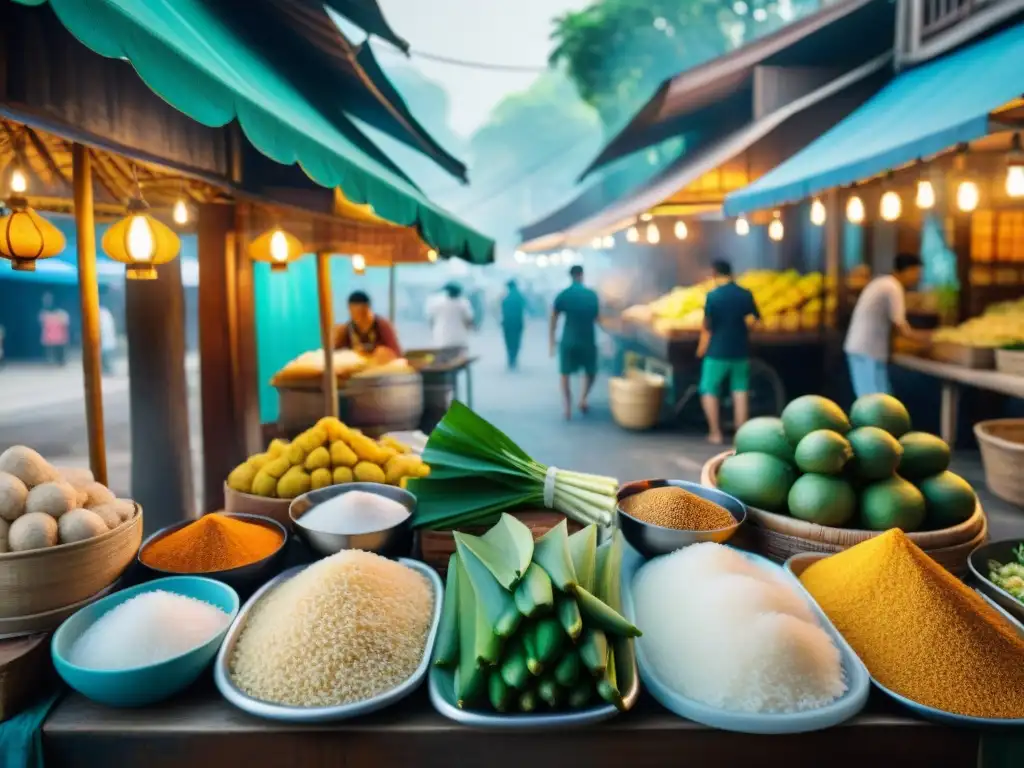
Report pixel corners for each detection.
[408,402,619,529]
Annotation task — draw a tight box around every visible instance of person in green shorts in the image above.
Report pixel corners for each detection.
[697,260,760,444]
[550,265,600,420]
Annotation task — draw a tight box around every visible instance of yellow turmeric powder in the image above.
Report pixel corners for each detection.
[141,513,284,573]
[801,529,1024,718]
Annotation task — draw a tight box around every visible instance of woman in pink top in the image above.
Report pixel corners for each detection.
[39,292,70,366]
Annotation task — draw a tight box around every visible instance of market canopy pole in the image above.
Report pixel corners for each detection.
[388,258,396,324]
[71,144,108,486]
[316,251,339,418]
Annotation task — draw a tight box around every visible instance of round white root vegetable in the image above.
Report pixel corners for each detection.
[79,482,116,508]
[58,508,108,544]
[0,472,28,523]
[0,446,59,488]
[25,481,79,519]
[90,499,135,526]
[0,518,9,553]
[9,512,58,552]
[89,504,122,530]
[57,467,95,489]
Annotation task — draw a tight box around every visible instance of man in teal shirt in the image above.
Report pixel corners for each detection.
[550,265,600,420]
[697,260,760,444]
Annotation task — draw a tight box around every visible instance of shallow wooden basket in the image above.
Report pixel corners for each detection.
[224,485,293,529]
[0,505,142,622]
[974,419,1024,507]
[995,349,1024,377]
[419,509,582,576]
[701,452,986,575]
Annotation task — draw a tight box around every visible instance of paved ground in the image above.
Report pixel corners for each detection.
[0,320,1021,540]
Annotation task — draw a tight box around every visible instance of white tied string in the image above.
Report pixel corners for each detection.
[543,466,558,509]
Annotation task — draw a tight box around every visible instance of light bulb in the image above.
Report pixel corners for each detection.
[126,215,155,263]
[880,191,902,222]
[768,216,784,242]
[10,169,27,195]
[352,254,366,272]
[915,180,935,209]
[172,199,189,225]
[735,217,750,236]
[646,222,660,244]
[674,221,688,240]
[591,237,602,249]
[602,235,614,248]
[513,251,527,263]
[640,212,653,222]
[626,226,639,243]
[427,249,438,262]
[956,180,979,212]
[810,198,826,226]
[536,255,549,268]
[846,195,865,224]
[269,230,289,263]
[1006,165,1024,198]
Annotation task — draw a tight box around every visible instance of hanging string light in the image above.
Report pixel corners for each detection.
[626,225,640,243]
[645,222,660,244]
[102,169,180,279]
[916,179,936,209]
[810,198,826,226]
[1006,134,1024,199]
[427,248,439,262]
[674,220,688,240]
[846,195,865,224]
[590,236,602,249]
[0,160,65,271]
[602,234,614,249]
[768,211,784,242]
[956,181,979,212]
[352,254,367,275]
[735,217,750,236]
[639,212,653,222]
[248,226,304,272]
[172,198,189,226]
[880,188,902,222]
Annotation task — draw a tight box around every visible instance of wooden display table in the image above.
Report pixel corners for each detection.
[892,354,1024,444]
[42,687,980,768]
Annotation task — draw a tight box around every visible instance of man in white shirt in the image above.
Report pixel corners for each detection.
[426,282,474,350]
[844,253,929,397]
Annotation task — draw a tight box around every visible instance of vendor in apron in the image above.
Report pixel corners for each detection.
[332,290,402,361]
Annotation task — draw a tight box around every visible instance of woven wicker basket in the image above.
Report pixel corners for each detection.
[609,374,665,431]
[974,419,1024,507]
[701,452,986,574]
[0,504,142,623]
[418,509,582,576]
[224,485,293,529]
[995,349,1024,377]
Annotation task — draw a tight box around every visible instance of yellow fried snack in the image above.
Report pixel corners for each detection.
[317,417,352,443]
[310,468,333,490]
[245,452,270,471]
[399,476,409,490]
[285,442,308,466]
[294,429,323,455]
[251,470,278,497]
[267,439,289,458]
[347,431,392,465]
[277,466,312,499]
[332,466,354,484]
[329,440,358,468]
[384,454,424,486]
[353,461,386,484]
[261,455,291,479]
[227,463,257,493]
[380,436,411,454]
[304,446,331,471]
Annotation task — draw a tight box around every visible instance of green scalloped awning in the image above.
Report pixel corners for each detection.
[14,0,493,264]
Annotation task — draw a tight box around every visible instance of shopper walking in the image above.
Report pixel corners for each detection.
[550,265,600,420]
[426,282,474,350]
[99,303,117,375]
[845,253,929,398]
[501,279,526,370]
[697,260,760,444]
[38,292,70,366]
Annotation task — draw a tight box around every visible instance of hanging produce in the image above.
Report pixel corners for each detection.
[408,402,618,529]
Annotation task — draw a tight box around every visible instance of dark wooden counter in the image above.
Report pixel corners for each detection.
[43,686,980,768]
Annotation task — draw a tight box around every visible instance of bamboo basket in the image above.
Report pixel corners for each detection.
[224,485,293,529]
[974,419,1024,507]
[0,504,142,622]
[609,374,665,431]
[995,349,1024,377]
[701,452,986,574]
[930,342,995,369]
[418,509,582,576]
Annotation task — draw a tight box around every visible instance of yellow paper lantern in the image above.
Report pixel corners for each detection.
[248,227,304,272]
[0,170,66,271]
[102,199,181,280]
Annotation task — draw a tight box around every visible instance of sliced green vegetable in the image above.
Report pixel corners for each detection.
[568,680,593,709]
[514,563,554,618]
[579,628,608,675]
[500,640,530,690]
[455,533,519,638]
[456,531,519,589]
[554,650,580,687]
[556,594,583,640]
[433,554,460,668]
[455,559,484,707]
[595,531,624,611]
[523,624,544,676]
[475,595,500,666]
[533,520,577,592]
[482,513,534,580]
[537,676,561,708]
[489,670,512,712]
[518,688,539,713]
[596,644,622,709]
[567,525,598,593]
[534,617,565,664]
[574,585,641,638]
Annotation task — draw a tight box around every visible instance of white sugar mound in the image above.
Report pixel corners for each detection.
[633,543,846,714]
[70,590,230,670]
[299,490,409,535]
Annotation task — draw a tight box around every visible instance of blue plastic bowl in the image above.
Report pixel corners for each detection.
[52,576,240,707]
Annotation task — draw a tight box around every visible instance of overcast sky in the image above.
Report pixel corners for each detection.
[373,0,589,137]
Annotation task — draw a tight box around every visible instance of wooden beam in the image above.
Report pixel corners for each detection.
[71,144,107,486]
[316,251,338,418]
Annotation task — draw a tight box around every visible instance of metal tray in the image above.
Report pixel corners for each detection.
[214,559,442,722]
[787,551,1024,728]
[428,644,639,729]
[623,546,869,734]
[967,539,1024,625]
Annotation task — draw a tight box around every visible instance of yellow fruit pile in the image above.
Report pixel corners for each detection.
[933,303,1024,348]
[226,417,430,500]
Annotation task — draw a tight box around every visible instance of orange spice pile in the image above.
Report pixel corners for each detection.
[141,513,283,573]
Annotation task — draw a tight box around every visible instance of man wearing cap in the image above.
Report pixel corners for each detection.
[550,265,600,420]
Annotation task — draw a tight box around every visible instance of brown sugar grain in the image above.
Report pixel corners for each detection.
[621,486,734,531]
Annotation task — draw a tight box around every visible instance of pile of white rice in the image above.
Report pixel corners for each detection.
[633,542,846,713]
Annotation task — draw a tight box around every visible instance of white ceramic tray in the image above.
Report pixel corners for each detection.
[214,559,442,722]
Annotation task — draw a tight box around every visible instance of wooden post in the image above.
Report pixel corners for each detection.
[388,262,396,323]
[316,251,338,418]
[950,212,973,321]
[71,145,107,486]
[824,188,841,316]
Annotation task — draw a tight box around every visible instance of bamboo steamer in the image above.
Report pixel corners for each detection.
[419,509,583,576]
[974,419,1024,507]
[0,504,142,623]
[224,485,293,529]
[701,452,986,575]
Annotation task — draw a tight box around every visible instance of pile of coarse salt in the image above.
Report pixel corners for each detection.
[299,490,410,535]
[69,590,230,670]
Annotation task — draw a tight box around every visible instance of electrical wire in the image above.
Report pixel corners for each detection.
[376,43,548,73]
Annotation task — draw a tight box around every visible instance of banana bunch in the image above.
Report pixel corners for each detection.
[934,314,1024,348]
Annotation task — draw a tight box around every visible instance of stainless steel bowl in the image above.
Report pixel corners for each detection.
[616,479,746,559]
[289,483,415,559]
[968,538,1024,625]
[137,513,289,595]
